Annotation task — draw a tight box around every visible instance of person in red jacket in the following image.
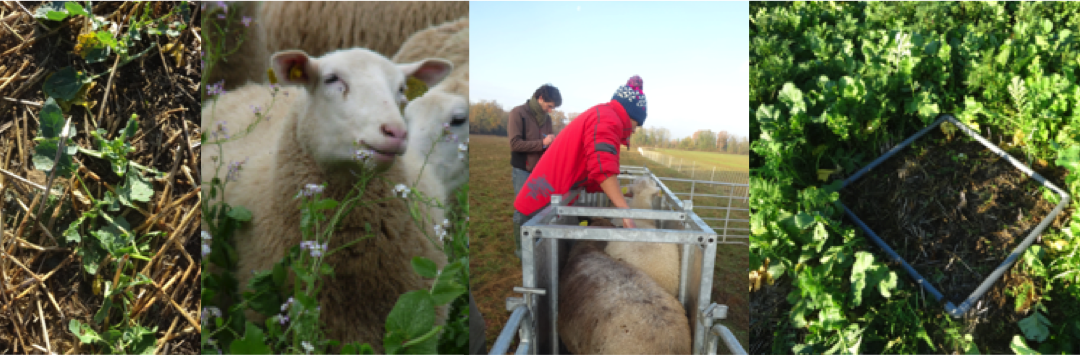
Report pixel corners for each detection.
[512,76,648,256]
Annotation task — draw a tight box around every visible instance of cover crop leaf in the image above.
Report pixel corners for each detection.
[850,252,898,306]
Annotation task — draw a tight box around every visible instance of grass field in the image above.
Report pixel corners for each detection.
[650,148,750,172]
[469,134,748,353]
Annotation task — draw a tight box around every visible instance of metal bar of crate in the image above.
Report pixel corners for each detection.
[709,324,748,355]
[554,206,690,221]
[522,224,718,245]
[490,306,528,355]
[695,206,749,211]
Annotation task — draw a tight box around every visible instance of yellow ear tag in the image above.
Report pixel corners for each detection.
[267,68,279,85]
[621,186,629,194]
[579,220,589,226]
[289,65,304,81]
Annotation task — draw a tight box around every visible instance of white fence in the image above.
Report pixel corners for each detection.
[635,149,750,241]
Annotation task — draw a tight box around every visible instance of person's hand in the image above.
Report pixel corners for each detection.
[543,135,554,146]
[622,218,636,229]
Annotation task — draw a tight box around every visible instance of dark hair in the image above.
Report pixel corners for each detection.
[533,84,562,107]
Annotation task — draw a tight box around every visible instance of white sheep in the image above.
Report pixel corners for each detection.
[399,90,468,222]
[394,19,470,226]
[558,240,692,354]
[205,2,469,91]
[605,177,681,298]
[201,47,454,351]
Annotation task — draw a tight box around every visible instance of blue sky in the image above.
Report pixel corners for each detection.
[470,1,749,140]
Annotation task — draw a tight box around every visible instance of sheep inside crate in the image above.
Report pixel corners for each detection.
[605,177,682,298]
[201,47,454,350]
[558,240,692,354]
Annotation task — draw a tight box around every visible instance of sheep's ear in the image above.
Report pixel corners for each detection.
[271,50,319,88]
[399,58,453,87]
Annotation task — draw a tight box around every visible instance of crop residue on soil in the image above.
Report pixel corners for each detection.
[842,127,1068,350]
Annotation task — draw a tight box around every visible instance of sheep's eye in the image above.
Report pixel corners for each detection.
[324,74,340,84]
[450,111,467,126]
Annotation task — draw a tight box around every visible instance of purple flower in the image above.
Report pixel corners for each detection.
[217,14,225,20]
[301,241,328,258]
[216,1,227,12]
[242,16,252,27]
[226,158,247,182]
[213,120,230,140]
[297,183,325,198]
[201,231,212,257]
[206,80,225,97]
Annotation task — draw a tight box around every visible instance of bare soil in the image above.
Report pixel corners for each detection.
[842,128,1069,353]
[0,2,201,353]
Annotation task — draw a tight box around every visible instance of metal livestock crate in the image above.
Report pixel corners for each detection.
[490,166,747,355]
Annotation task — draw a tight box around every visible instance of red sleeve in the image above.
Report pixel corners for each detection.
[585,108,622,185]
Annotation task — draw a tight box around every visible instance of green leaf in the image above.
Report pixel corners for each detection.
[244,270,283,317]
[43,66,90,101]
[1018,309,1051,342]
[793,213,815,230]
[39,97,65,139]
[779,83,806,117]
[850,251,897,306]
[69,319,102,345]
[385,290,436,339]
[120,170,153,204]
[93,296,113,324]
[431,263,467,306]
[122,116,139,141]
[96,30,119,50]
[411,257,438,278]
[1010,335,1039,355]
[46,10,70,21]
[1056,145,1080,172]
[229,322,272,354]
[228,206,253,222]
[918,102,939,122]
[33,139,77,178]
[80,243,104,275]
[125,324,158,355]
[810,222,828,253]
[64,2,87,16]
[312,199,339,211]
[94,216,131,255]
[429,278,464,306]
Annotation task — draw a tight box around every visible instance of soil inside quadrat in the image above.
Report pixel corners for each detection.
[842,128,1069,352]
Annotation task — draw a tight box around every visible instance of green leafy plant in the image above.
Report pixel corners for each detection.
[752,2,1080,352]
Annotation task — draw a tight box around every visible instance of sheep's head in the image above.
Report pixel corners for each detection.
[630,176,659,197]
[270,48,452,173]
[403,90,469,192]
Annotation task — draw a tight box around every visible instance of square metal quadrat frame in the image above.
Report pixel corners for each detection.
[516,166,746,355]
[840,114,1070,318]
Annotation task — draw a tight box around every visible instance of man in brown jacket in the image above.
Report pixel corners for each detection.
[508,83,561,257]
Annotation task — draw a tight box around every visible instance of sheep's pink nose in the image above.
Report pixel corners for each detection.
[381,123,407,151]
[381,124,407,140]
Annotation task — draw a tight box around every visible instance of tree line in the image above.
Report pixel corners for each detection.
[470,100,748,155]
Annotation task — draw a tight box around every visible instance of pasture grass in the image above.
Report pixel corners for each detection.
[651,148,750,172]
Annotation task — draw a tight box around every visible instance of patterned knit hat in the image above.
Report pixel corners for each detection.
[612,75,647,126]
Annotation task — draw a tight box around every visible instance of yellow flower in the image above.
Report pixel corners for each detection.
[267,68,279,85]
